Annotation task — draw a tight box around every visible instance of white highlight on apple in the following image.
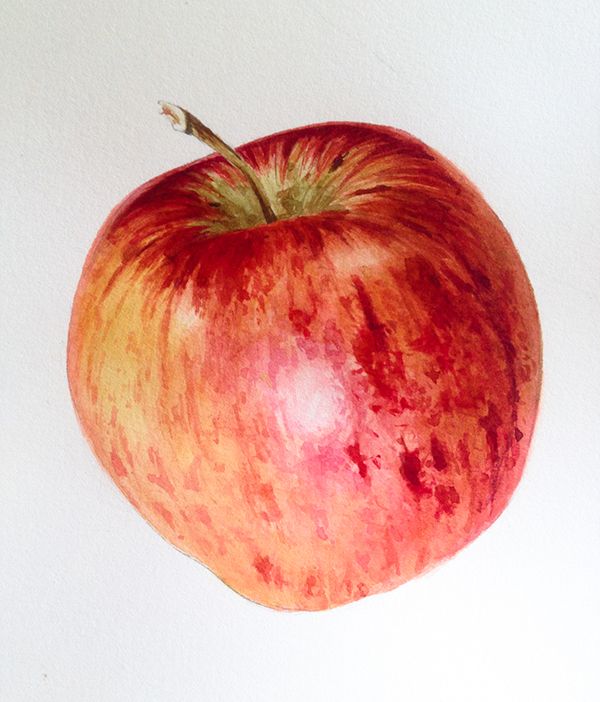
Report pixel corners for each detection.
[278,361,346,440]
[330,241,391,277]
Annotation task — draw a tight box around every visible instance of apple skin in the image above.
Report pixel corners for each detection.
[68,121,542,610]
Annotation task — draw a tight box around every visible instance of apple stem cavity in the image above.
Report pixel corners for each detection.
[159,101,277,225]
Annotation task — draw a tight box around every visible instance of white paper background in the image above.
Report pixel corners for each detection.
[2,1,599,700]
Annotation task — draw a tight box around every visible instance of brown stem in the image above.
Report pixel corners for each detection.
[159,101,277,224]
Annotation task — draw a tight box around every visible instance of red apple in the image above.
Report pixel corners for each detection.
[67,103,542,610]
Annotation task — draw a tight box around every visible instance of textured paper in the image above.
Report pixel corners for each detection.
[2,1,599,700]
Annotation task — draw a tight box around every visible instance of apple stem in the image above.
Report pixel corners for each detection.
[159,101,277,224]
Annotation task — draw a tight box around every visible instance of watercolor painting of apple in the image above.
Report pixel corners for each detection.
[67,102,542,610]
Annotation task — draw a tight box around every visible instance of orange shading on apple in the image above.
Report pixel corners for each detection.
[67,102,542,610]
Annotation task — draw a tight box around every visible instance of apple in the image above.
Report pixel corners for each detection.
[67,102,542,610]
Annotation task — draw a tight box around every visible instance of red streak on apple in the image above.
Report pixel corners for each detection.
[68,121,542,610]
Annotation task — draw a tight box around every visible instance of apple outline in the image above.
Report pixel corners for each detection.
[67,108,542,611]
